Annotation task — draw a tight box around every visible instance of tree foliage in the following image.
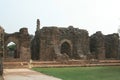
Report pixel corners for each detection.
[7,44,16,51]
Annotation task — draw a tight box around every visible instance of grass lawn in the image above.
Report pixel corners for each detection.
[32,66,120,80]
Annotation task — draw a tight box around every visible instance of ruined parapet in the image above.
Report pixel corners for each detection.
[90,31,105,59]
[105,33,119,59]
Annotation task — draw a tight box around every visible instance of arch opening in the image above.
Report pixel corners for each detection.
[60,42,72,58]
[7,42,19,58]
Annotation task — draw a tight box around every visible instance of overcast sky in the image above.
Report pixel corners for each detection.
[0,0,120,35]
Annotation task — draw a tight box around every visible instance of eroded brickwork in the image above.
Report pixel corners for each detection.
[0,19,120,62]
[4,28,31,61]
[31,20,90,61]
[90,31,119,59]
[31,19,120,61]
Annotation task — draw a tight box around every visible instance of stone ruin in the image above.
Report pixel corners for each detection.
[31,19,120,61]
[0,27,31,61]
[31,19,90,61]
[90,31,119,60]
[0,19,120,61]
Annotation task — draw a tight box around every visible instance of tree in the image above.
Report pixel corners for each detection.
[7,44,16,51]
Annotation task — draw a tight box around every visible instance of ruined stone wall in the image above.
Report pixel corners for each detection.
[1,19,120,61]
[59,26,90,59]
[19,28,31,61]
[30,19,120,61]
[90,31,105,59]
[105,33,119,59]
[31,25,90,61]
[90,32,119,59]
[4,28,31,61]
[31,31,40,60]
[39,27,60,61]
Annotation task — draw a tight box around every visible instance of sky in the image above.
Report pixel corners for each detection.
[0,0,120,35]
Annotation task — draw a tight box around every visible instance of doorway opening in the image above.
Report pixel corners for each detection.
[61,42,72,58]
[7,42,19,58]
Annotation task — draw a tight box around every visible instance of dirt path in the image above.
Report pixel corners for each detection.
[3,69,62,80]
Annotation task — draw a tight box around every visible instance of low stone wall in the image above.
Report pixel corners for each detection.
[3,60,120,68]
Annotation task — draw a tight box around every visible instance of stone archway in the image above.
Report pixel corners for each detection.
[0,27,31,61]
[60,39,73,58]
[7,42,19,58]
[4,38,20,59]
[3,28,31,61]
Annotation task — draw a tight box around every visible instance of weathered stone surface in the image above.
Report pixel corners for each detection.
[31,20,120,61]
[31,31,41,60]
[105,33,119,59]
[90,31,105,59]
[0,19,120,62]
[90,31,120,59]
[0,26,4,75]
[4,28,31,61]
[31,23,90,61]
[0,26,4,57]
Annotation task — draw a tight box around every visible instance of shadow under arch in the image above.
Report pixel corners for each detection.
[60,39,73,58]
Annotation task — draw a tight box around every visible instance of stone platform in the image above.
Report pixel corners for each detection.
[3,60,120,68]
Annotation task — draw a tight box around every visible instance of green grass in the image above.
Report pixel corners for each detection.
[32,66,120,80]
